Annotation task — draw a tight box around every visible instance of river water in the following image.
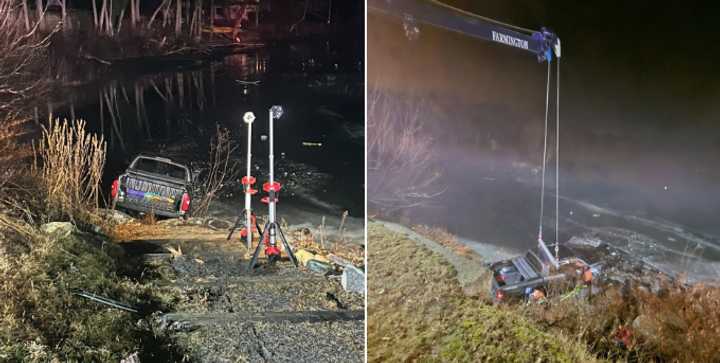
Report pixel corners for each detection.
[48,41,365,222]
[391,109,720,283]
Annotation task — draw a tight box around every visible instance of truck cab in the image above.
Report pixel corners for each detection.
[110,155,193,219]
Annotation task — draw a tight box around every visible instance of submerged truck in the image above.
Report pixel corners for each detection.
[110,155,193,219]
[490,242,603,303]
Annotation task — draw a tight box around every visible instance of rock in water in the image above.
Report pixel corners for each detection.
[40,222,75,238]
[342,265,365,294]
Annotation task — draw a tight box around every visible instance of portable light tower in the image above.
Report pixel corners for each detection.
[227,112,261,248]
[247,105,299,270]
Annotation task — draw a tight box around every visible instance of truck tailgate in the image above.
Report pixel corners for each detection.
[123,175,185,213]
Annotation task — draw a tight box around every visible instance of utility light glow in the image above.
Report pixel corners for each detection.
[243,112,256,124]
[270,105,283,119]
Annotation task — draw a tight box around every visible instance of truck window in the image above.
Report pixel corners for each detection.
[133,158,187,180]
[525,251,543,273]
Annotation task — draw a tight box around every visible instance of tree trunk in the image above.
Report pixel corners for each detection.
[148,0,168,29]
[174,0,181,35]
[92,0,98,28]
[60,0,67,32]
[116,7,125,34]
[106,0,114,35]
[209,0,213,39]
[129,0,134,29]
[21,0,30,31]
[35,0,44,28]
[185,0,190,33]
[99,0,106,32]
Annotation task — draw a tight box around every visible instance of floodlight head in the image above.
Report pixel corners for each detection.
[243,111,256,124]
[270,105,283,119]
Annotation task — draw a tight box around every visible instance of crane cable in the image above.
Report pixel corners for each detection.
[538,56,562,263]
[555,58,561,262]
[538,60,551,242]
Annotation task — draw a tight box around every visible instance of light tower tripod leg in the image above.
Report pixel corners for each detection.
[277,224,299,267]
[226,209,247,240]
[247,222,270,271]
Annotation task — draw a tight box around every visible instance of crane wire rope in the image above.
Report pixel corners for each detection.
[555,58,561,262]
[538,60,551,242]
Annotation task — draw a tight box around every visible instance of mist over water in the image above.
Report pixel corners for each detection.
[369,6,720,281]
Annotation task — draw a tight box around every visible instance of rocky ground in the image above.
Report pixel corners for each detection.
[113,216,365,362]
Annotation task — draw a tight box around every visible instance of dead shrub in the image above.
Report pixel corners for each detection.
[33,118,106,221]
[367,89,444,215]
[193,126,238,217]
[0,0,54,202]
[140,210,157,225]
[524,277,720,362]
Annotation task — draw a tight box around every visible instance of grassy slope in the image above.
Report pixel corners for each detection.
[0,227,180,362]
[367,223,596,362]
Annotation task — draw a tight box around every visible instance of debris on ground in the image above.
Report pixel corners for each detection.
[307,259,334,275]
[110,218,365,362]
[342,265,365,294]
[73,290,140,313]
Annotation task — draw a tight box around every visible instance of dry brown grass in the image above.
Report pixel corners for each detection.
[0,212,182,361]
[412,224,473,256]
[140,210,158,225]
[33,118,106,221]
[290,226,365,267]
[523,275,720,362]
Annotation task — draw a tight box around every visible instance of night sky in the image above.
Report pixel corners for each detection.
[369,1,720,239]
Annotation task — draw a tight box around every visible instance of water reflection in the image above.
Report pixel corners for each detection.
[46,44,364,215]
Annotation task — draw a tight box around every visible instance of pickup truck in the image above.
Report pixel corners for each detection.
[110,155,193,219]
[489,243,603,303]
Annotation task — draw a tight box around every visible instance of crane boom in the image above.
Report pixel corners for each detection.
[368,0,561,63]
